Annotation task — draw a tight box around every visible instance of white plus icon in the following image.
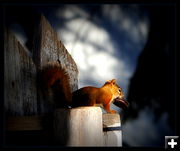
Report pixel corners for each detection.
[168,139,177,148]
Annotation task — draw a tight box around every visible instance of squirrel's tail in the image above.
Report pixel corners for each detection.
[40,63,72,108]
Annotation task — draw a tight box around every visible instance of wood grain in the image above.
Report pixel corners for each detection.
[32,15,79,113]
[4,29,37,116]
[6,116,43,131]
[103,113,122,146]
[103,113,121,128]
[33,15,78,92]
[54,107,103,146]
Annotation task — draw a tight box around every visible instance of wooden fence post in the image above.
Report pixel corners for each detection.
[54,107,122,147]
[54,107,103,146]
[4,15,78,145]
[103,113,122,146]
[4,28,37,116]
[4,15,122,147]
[32,15,78,114]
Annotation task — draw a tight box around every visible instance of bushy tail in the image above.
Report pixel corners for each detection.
[40,63,72,108]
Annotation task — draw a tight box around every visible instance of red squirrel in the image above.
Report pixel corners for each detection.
[40,64,129,113]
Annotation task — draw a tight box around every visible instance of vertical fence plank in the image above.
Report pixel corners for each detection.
[4,29,37,116]
[33,15,78,91]
[33,15,78,113]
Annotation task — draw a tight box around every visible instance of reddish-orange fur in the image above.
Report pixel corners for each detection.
[72,80,124,113]
[41,65,126,113]
[40,65,72,107]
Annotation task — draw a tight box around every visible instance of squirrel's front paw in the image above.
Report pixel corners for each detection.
[109,110,117,114]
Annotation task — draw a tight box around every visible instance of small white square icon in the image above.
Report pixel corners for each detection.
[165,136,179,149]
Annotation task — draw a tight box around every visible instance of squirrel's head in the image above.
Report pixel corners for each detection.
[105,79,124,99]
[104,79,129,108]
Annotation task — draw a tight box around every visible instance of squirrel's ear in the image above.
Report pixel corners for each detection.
[105,80,111,84]
[111,79,116,84]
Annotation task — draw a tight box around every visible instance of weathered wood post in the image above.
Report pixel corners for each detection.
[4,14,122,147]
[54,107,103,146]
[4,28,42,145]
[54,107,122,146]
[103,113,122,146]
[32,15,78,114]
[4,28,37,116]
[4,15,79,145]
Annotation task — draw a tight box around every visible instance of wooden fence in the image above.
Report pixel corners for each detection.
[4,14,122,146]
